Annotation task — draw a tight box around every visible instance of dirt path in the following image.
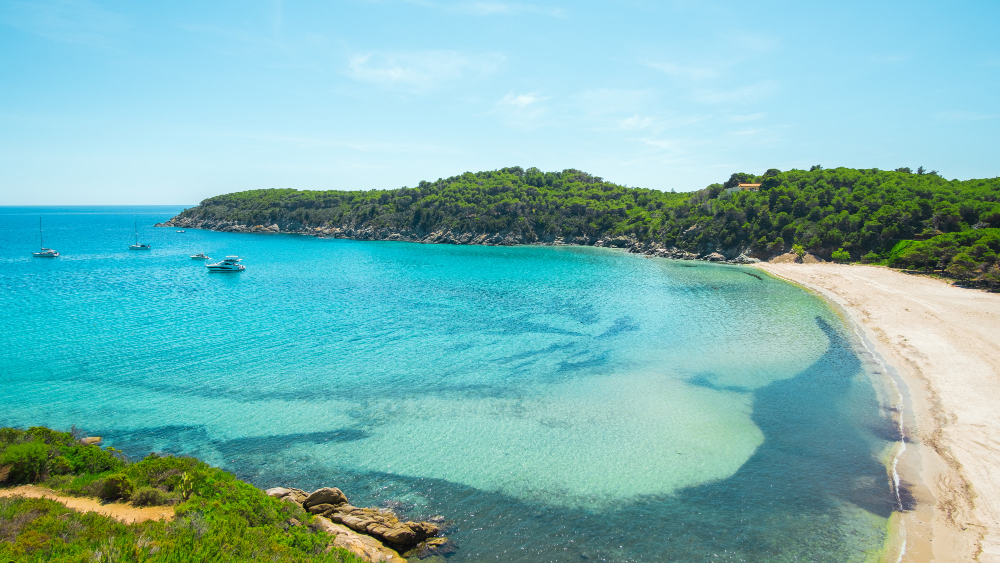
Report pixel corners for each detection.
[757,263,1000,563]
[0,485,174,524]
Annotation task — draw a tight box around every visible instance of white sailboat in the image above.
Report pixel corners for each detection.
[129,221,151,250]
[32,218,59,258]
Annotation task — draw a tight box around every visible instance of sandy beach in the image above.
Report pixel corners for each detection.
[757,263,1000,562]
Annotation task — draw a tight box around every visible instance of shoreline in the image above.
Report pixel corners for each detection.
[756,263,1000,563]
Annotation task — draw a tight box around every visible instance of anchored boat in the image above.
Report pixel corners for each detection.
[32,218,59,258]
[206,256,245,272]
[129,221,151,250]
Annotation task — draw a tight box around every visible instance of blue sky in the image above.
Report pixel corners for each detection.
[1,0,997,204]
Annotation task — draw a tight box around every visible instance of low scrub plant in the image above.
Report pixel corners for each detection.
[0,441,48,484]
[0,425,368,562]
[131,486,169,507]
[97,473,135,502]
[831,248,850,263]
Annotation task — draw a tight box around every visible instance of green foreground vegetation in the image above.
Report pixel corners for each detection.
[0,426,364,563]
[175,165,1000,288]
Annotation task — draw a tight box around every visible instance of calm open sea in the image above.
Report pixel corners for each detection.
[1,206,898,561]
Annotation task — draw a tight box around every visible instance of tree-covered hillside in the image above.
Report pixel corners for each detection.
[167,165,1000,285]
[172,167,690,242]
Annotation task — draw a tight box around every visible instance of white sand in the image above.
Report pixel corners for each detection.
[757,263,1000,562]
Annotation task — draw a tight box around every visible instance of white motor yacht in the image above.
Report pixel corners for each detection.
[206,256,245,272]
[32,218,59,258]
[176,230,186,233]
[191,253,211,260]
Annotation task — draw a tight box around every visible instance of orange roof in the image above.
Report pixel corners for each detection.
[738,183,761,187]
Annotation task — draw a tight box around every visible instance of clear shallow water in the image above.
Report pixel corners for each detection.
[1,206,897,561]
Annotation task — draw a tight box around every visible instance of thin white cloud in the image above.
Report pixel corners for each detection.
[494,92,549,129]
[197,128,460,155]
[456,2,565,17]
[694,80,778,105]
[0,0,128,48]
[576,89,653,114]
[726,113,765,122]
[347,50,504,92]
[400,0,566,17]
[646,61,717,81]
[868,54,907,64]
[726,32,780,54]
[618,115,658,131]
[572,89,708,134]
[727,128,765,136]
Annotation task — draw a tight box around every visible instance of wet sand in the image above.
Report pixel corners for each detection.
[757,263,1000,562]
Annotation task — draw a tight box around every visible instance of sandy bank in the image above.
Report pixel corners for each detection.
[0,485,174,524]
[756,263,1000,562]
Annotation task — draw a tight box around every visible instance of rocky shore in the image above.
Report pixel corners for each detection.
[265,486,453,563]
[155,217,764,265]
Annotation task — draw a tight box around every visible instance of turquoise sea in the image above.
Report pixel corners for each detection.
[1,206,899,561]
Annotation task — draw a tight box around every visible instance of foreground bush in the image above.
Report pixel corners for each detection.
[0,441,48,484]
[97,473,134,501]
[0,426,366,562]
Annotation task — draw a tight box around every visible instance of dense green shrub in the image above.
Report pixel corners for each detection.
[131,486,169,506]
[0,495,364,562]
[48,455,72,475]
[831,248,850,263]
[124,452,198,490]
[0,441,48,483]
[97,473,135,501]
[0,425,367,561]
[65,444,125,474]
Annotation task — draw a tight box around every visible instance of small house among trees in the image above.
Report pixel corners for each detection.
[725,183,761,194]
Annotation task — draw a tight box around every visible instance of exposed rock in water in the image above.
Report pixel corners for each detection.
[267,484,451,562]
[732,254,761,264]
[402,536,457,559]
[312,516,408,563]
[80,437,102,446]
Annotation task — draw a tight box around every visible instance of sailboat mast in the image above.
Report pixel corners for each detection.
[39,218,43,249]
[134,221,138,245]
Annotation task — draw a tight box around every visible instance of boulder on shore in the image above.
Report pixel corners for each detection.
[320,504,440,547]
[303,487,348,510]
[312,516,407,563]
[267,483,450,560]
[80,437,102,446]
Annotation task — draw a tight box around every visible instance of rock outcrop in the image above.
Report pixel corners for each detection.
[266,485,449,563]
[311,517,408,563]
[157,216,787,266]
